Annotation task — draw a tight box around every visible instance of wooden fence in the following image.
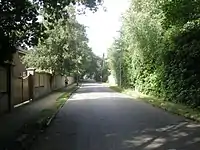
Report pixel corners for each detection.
[0,65,75,114]
[13,69,73,107]
[0,66,9,114]
[13,76,31,105]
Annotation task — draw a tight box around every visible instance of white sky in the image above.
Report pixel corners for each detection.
[76,0,130,57]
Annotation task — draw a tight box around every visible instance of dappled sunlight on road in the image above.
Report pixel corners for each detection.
[122,122,200,150]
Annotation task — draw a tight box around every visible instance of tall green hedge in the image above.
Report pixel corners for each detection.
[160,20,200,106]
[108,0,200,107]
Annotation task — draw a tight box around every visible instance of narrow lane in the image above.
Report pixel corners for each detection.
[31,83,200,150]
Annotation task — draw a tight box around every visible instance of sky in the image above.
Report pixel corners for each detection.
[76,0,130,57]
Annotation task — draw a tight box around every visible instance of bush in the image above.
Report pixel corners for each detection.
[160,20,200,106]
[108,0,200,107]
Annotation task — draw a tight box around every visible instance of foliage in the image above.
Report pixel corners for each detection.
[0,0,40,64]
[23,10,88,75]
[23,5,106,79]
[0,0,102,64]
[161,0,200,28]
[108,0,200,107]
[160,19,200,106]
[101,59,110,82]
[81,53,109,82]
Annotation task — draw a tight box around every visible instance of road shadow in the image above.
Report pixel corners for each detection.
[122,121,200,150]
[67,97,200,150]
[31,94,200,150]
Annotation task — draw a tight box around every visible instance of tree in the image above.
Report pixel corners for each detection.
[108,0,200,107]
[0,0,102,64]
[23,5,94,76]
[0,0,40,64]
[161,0,200,28]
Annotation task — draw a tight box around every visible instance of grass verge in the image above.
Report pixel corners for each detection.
[110,86,200,122]
[37,87,77,127]
[13,85,78,150]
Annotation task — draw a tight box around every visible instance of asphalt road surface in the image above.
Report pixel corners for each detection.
[31,83,200,150]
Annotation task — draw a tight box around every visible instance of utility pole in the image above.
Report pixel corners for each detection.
[119,49,122,87]
[101,53,105,83]
[75,32,79,86]
[76,52,79,86]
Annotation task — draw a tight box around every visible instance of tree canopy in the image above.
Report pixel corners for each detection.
[108,0,200,107]
[23,5,108,80]
[0,0,102,64]
[0,0,40,64]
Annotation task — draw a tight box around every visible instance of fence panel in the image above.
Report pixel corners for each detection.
[0,66,8,113]
[0,67,7,92]
[13,76,31,105]
[34,73,51,99]
[23,77,29,102]
[13,78,22,105]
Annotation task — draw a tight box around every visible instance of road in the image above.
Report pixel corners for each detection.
[31,83,200,150]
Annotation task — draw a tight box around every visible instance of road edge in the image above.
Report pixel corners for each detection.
[8,85,80,150]
[46,85,80,126]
